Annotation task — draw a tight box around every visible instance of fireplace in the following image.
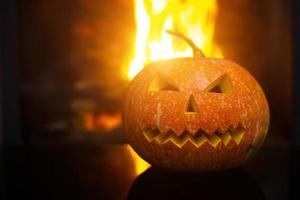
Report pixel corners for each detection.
[0,0,291,144]
[0,0,298,199]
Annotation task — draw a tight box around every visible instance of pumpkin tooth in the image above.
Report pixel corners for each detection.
[159,127,169,135]
[194,135,208,147]
[191,127,200,135]
[216,127,223,134]
[219,132,232,146]
[202,127,216,136]
[171,128,183,136]
[215,127,227,136]
[169,132,184,147]
[195,129,207,137]
[143,129,160,142]
[207,135,221,147]
[187,135,198,147]
[229,123,237,132]
[231,129,245,145]
[156,132,170,144]
[180,132,191,147]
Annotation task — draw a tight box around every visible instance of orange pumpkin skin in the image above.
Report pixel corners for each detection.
[123,57,269,170]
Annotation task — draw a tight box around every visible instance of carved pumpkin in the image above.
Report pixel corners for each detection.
[123,31,269,170]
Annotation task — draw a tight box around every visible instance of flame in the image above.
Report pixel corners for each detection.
[125,0,222,80]
[127,145,150,175]
[96,113,121,131]
[82,112,121,132]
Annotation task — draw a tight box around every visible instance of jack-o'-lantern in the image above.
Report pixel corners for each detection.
[123,31,269,170]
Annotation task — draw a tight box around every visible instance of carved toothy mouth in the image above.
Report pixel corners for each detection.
[143,126,245,148]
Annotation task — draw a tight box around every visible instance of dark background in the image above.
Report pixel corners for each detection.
[1,0,299,199]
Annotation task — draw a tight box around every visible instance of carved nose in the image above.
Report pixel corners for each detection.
[185,95,198,114]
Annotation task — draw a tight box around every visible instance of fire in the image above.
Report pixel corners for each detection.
[123,0,222,175]
[127,145,150,176]
[125,0,222,80]
[95,113,121,131]
[82,112,121,132]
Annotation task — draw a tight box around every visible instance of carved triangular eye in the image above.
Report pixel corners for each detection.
[148,75,179,91]
[204,74,232,94]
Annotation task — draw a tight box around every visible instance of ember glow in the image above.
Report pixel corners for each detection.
[127,145,150,176]
[82,112,121,132]
[125,0,222,80]
[124,0,222,175]
[96,113,121,131]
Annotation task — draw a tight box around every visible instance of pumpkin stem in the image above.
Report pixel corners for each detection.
[166,30,205,58]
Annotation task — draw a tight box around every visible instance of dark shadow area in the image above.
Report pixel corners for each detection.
[128,167,265,200]
[2,145,136,200]
[0,144,293,199]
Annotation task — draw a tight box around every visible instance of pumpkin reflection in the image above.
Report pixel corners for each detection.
[31,145,135,199]
[128,167,265,200]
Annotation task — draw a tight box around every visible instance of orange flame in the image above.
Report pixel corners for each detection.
[127,145,150,176]
[125,0,222,80]
[96,113,121,131]
[82,112,121,132]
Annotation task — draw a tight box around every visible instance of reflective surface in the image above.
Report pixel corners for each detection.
[129,167,265,200]
[2,143,295,200]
